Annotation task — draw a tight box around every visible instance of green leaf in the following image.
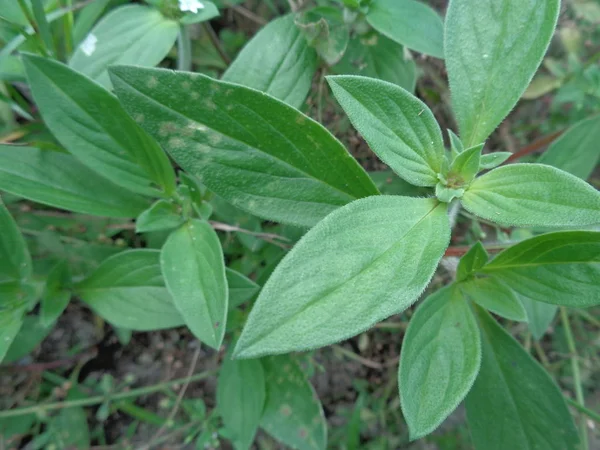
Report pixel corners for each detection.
[22,54,176,196]
[0,199,31,281]
[538,115,600,180]
[69,5,179,88]
[366,0,443,58]
[4,315,53,363]
[260,356,327,450]
[481,231,600,308]
[459,277,527,322]
[445,0,560,146]
[217,357,265,450]
[520,298,557,340]
[479,152,512,170]
[136,200,183,233]
[328,75,445,187]
[72,0,114,46]
[47,405,90,449]
[296,7,349,66]
[465,305,579,450]
[448,129,464,156]
[161,220,228,349]
[180,1,219,24]
[435,183,464,203]
[77,250,185,330]
[234,197,450,358]
[462,164,600,228]
[0,313,23,364]
[0,146,148,218]
[110,67,378,228]
[40,260,71,327]
[332,30,417,92]
[456,242,488,282]
[368,170,428,197]
[222,14,317,109]
[227,268,259,309]
[399,285,481,440]
[447,143,483,186]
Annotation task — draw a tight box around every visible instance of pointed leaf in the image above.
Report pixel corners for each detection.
[110,67,378,228]
[456,242,488,282]
[234,197,450,358]
[227,269,259,309]
[0,199,31,281]
[462,164,600,228]
[460,277,527,322]
[0,146,148,218]
[136,200,183,233]
[448,129,464,156]
[0,313,23,364]
[482,231,600,308]
[222,14,317,109]
[328,75,445,186]
[399,285,481,440]
[448,143,483,185]
[520,298,557,340]
[445,0,560,146]
[296,7,349,66]
[161,220,228,349]
[479,152,512,170]
[260,356,327,450]
[40,260,71,326]
[465,306,579,450]
[4,315,53,363]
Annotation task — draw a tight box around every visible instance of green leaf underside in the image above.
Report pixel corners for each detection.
[445,0,560,146]
[217,357,265,450]
[110,66,378,228]
[0,200,32,281]
[222,14,317,109]
[69,5,179,88]
[0,146,148,218]
[234,196,450,358]
[366,0,444,59]
[23,54,175,196]
[456,242,488,282]
[462,164,600,228]
[161,220,228,349]
[136,200,183,233]
[399,285,480,440]
[482,231,600,308]
[538,115,600,180]
[465,306,579,450]
[260,356,327,450]
[520,297,557,340]
[77,250,184,330]
[328,75,444,187]
[227,268,259,309]
[460,277,527,321]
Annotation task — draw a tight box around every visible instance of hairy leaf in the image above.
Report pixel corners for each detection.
[520,297,557,340]
[460,277,527,322]
[136,200,183,233]
[234,197,450,358]
[295,7,349,66]
[448,144,483,185]
[227,269,259,309]
[456,242,488,282]
[0,199,31,281]
[479,152,512,170]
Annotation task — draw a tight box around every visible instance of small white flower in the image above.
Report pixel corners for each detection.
[179,0,205,13]
[81,33,98,56]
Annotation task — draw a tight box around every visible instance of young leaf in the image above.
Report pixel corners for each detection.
[136,200,183,233]
[227,269,259,309]
[0,146,148,218]
[233,197,450,358]
[110,67,378,228]
[482,231,600,308]
[459,277,527,322]
[0,199,32,281]
[295,7,349,66]
[538,115,600,180]
[161,220,228,349]
[40,260,71,327]
[47,404,90,449]
[448,129,464,155]
[447,143,483,185]
[445,0,560,146]
[465,306,579,450]
[4,315,53,363]
[399,285,481,440]
[456,242,488,282]
[217,356,265,450]
[520,298,557,340]
[366,0,444,58]
[0,313,24,364]
[462,164,600,228]
[332,31,417,92]
[222,14,317,109]
[328,75,445,187]
[22,54,176,196]
[77,250,185,330]
[260,356,327,450]
[69,5,179,88]
[479,152,512,170]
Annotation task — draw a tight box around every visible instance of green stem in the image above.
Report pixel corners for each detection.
[0,370,214,419]
[177,25,192,72]
[560,307,588,450]
[566,398,600,424]
[16,0,49,56]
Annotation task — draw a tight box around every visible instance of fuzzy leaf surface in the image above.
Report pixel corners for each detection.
[0,199,31,281]
[460,277,527,322]
[456,242,488,282]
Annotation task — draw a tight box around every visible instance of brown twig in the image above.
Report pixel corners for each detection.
[0,347,98,373]
[209,220,291,249]
[443,243,512,257]
[232,5,267,25]
[202,22,231,65]
[505,130,563,163]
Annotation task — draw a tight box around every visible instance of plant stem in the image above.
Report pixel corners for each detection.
[177,25,192,72]
[566,398,600,424]
[505,130,563,163]
[560,307,588,450]
[202,22,230,65]
[0,370,214,419]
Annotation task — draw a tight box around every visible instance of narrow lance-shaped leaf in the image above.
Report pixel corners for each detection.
[459,276,527,322]
[40,260,71,327]
[399,285,481,440]
[479,152,512,170]
[465,305,579,450]
[520,297,557,340]
[328,75,445,187]
[0,199,32,281]
[234,197,450,358]
[161,220,228,349]
[110,66,378,228]
[445,0,560,146]
[481,231,600,308]
[0,146,148,218]
[462,164,600,228]
[456,242,488,282]
[227,269,259,309]
[22,54,176,196]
